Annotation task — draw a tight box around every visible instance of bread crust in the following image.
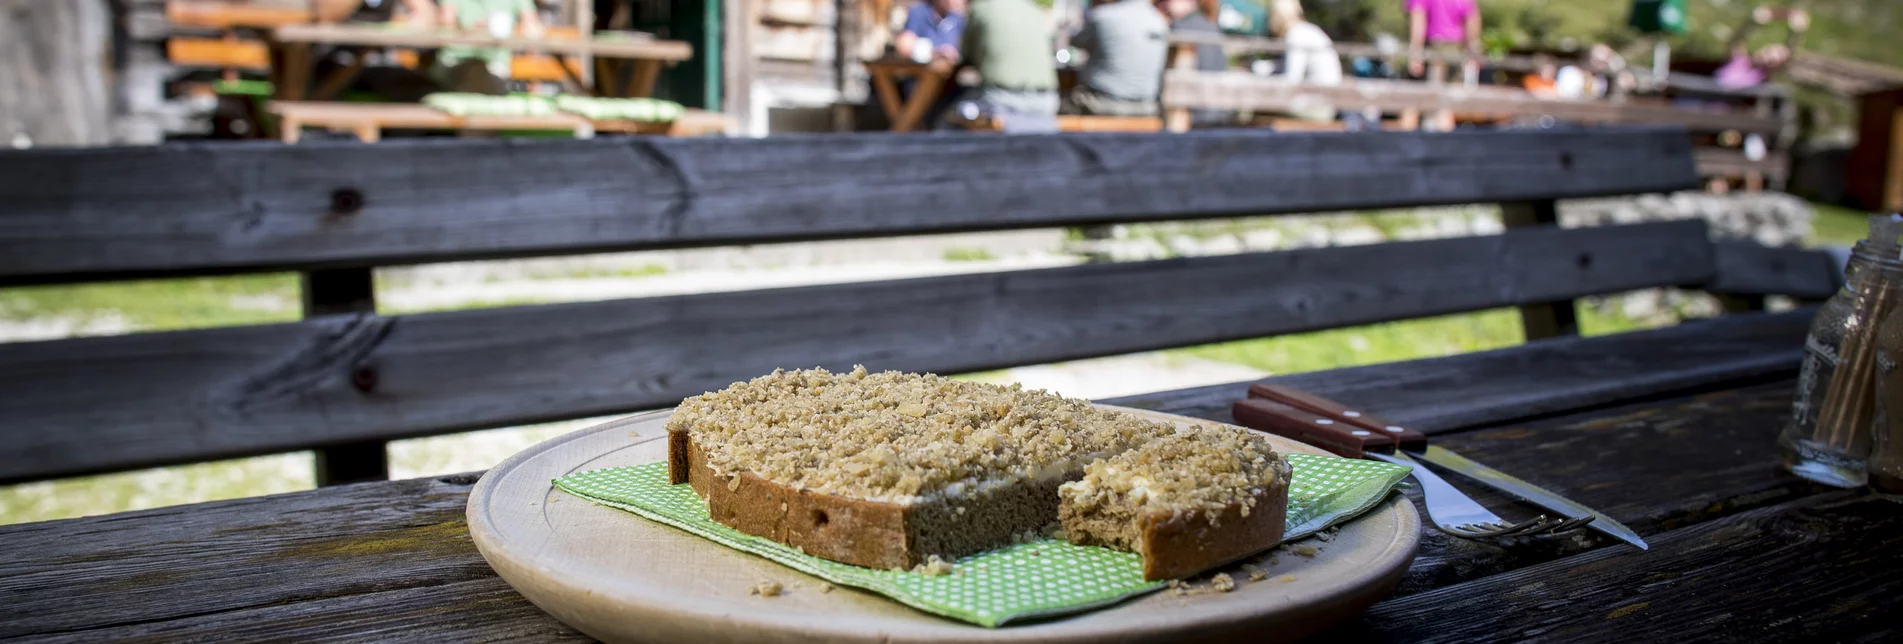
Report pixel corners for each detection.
[676,431,918,569]
[1136,482,1290,581]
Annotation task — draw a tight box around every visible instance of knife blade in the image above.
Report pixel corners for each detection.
[1244,383,1648,550]
[1411,445,1647,550]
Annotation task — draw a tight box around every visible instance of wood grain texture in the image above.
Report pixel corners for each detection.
[0,128,1699,285]
[0,378,1844,642]
[1384,381,1823,596]
[1331,491,1901,642]
[0,222,1716,482]
[1106,308,1812,433]
[0,474,508,640]
[1707,241,1843,299]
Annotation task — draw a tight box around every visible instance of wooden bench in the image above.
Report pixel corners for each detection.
[162,1,603,92]
[1161,35,1798,190]
[0,127,1836,487]
[268,101,732,142]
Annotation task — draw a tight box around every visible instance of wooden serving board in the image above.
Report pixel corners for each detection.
[467,406,1419,643]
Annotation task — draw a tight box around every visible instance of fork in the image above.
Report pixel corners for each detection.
[1367,451,1594,538]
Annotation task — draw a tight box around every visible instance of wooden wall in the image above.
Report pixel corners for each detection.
[0,0,114,147]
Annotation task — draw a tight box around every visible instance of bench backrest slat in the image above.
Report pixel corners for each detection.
[0,129,1698,286]
[0,220,1715,483]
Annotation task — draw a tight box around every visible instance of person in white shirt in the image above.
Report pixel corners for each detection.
[1270,0,1341,121]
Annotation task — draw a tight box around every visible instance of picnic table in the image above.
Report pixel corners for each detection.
[269,23,693,101]
[0,128,1891,641]
[4,313,1897,640]
[863,55,959,133]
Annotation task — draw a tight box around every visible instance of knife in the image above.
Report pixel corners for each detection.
[1234,383,1648,550]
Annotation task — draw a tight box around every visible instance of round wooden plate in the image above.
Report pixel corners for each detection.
[468,406,1419,643]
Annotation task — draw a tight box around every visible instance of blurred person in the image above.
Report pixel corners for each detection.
[404,0,546,95]
[1403,0,1478,130]
[1523,55,1558,98]
[895,0,968,64]
[944,0,1060,132]
[1156,0,1230,125]
[1067,0,1170,117]
[1715,42,1790,90]
[1404,0,1479,82]
[1269,0,1340,121]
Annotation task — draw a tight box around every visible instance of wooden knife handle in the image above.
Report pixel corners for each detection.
[1231,398,1397,459]
[1247,383,1429,452]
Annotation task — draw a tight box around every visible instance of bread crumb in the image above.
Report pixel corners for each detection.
[1029,549,1040,557]
[750,581,783,597]
[1278,575,1297,583]
[1242,564,1268,582]
[1316,528,1338,542]
[912,555,955,576]
[819,582,835,593]
[1210,573,1236,592]
[1168,579,1190,596]
[1291,544,1320,557]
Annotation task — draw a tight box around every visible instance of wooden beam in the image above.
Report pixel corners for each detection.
[300,267,388,486]
[269,23,693,62]
[1162,71,1786,136]
[1109,308,1811,434]
[0,128,1701,285]
[1706,241,1842,300]
[1500,200,1578,340]
[0,221,1717,483]
[165,37,271,71]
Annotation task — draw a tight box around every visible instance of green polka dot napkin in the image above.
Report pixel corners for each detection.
[554,453,1408,627]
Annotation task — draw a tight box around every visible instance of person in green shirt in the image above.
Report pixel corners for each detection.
[403,0,545,94]
[945,0,1059,132]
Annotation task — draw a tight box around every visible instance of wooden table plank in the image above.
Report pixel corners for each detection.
[270,24,692,62]
[0,330,1830,641]
[1107,308,1811,433]
[1386,380,1822,596]
[1334,491,1900,642]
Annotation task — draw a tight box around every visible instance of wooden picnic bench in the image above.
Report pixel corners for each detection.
[1,127,1888,641]
[268,101,732,142]
[1162,34,1798,190]
[269,22,693,102]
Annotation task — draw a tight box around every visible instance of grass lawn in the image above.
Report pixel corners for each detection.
[1810,201,1873,248]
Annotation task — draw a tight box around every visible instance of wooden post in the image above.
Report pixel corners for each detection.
[1501,200,1579,340]
[301,266,388,486]
[722,0,755,135]
[1164,43,1195,133]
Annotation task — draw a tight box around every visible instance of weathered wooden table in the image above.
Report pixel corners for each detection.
[4,309,1897,641]
[269,23,694,101]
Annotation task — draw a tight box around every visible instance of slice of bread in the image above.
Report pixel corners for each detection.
[1058,426,1292,580]
[665,366,1176,570]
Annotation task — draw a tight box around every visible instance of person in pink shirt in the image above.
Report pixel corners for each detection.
[1404,0,1480,80]
[1403,0,1480,131]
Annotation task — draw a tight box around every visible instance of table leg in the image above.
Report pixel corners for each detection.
[594,57,622,97]
[868,67,904,128]
[352,124,381,143]
[892,69,945,133]
[280,116,302,144]
[556,54,598,96]
[627,59,662,99]
[276,42,313,101]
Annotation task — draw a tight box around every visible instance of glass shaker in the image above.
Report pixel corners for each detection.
[1873,297,1903,493]
[1779,215,1903,488]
